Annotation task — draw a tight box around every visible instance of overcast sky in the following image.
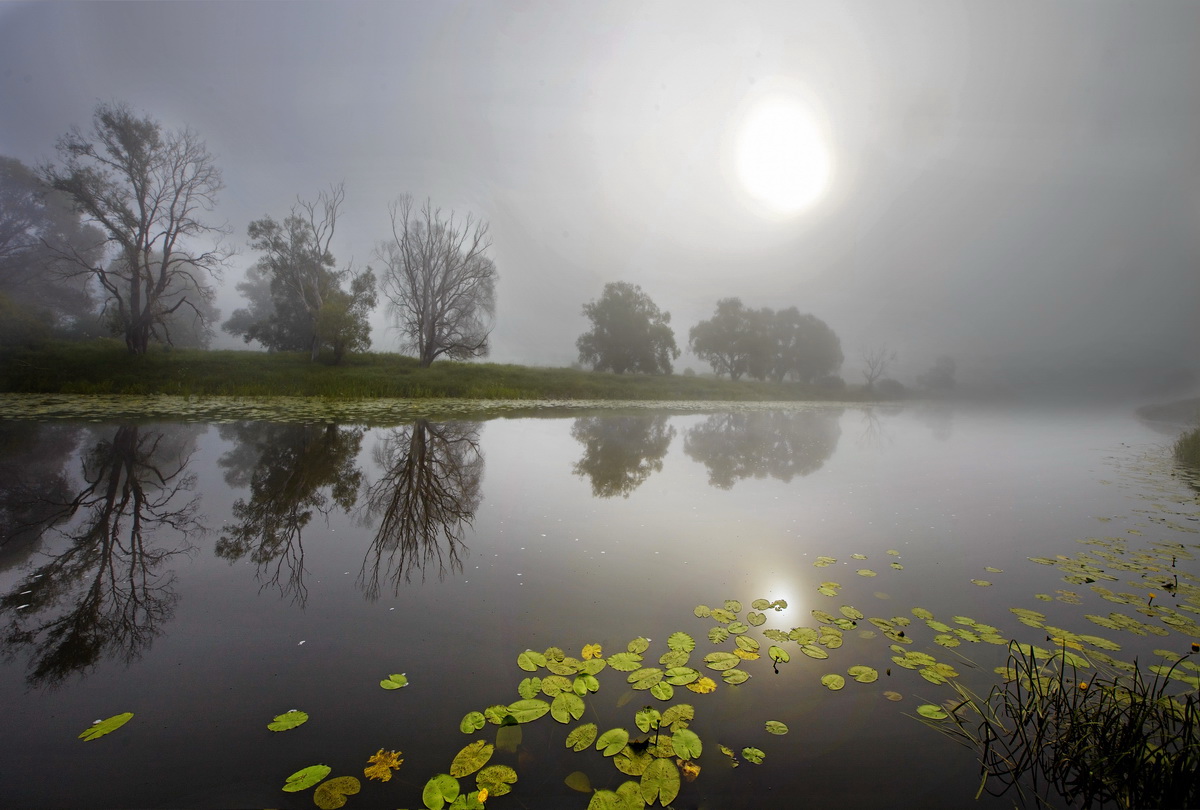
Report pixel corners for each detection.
[2,1,1197,391]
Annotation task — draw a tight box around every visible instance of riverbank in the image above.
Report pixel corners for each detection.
[0,340,871,401]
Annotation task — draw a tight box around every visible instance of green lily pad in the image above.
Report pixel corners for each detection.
[857,569,877,577]
[282,764,331,792]
[768,645,790,663]
[721,668,750,685]
[540,675,573,696]
[459,711,486,733]
[887,549,901,556]
[747,611,766,626]
[78,712,133,741]
[672,728,703,759]
[724,599,743,613]
[661,704,694,731]
[658,649,689,669]
[517,650,546,671]
[640,757,681,806]
[267,710,308,732]
[551,692,585,723]
[789,627,817,644]
[506,699,551,724]
[665,666,700,685]
[380,673,408,690]
[703,651,741,671]
[734,635,760,652]
[883,691,903,701]
[450,740,494,778]
[694,604,711,618]
[916,704,949,720]
[667,631,695,652]
[628,667,663,690]
[814,555,837,567]
[727,621,749,634]
[634,707,661,733]
[934,634,961,648]
[800,644,829,659]
[764,720,789,735]
[741,746,766,764]
[597,727,630,756]
[848,665,878,683]
[752,598,772,610]
[912,607,934,620]
[314,776,360,810]
[840,605,865,620]
[477,764,517,797]
[709,608,736,623]
[650,681,674,701]
[821,673,845,690]
[517,677,542,700]
[422,774,460,810]
[574,674,601,694]
[566,722,597,751]
[708,626,730,644]
[627,637,651,654]
[483,705,513,725]
[607,652,643,672]
[970,579,992,586]
[565,771,592,793]
[817,581,842,596]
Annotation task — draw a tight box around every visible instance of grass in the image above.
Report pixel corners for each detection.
[1175,425,1200,467]
[926,642,1200,809]
[0,340,874,401]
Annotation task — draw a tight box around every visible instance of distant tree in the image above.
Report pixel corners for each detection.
[571,415,675,498]
[224,183,375,364]
[101,250,220,348]
[862,345,897,390]
[916,355,956,392]
[375,196,497,367]
[683,409,843,489]
[688,298,757,381]
[578,282,679,375]
[770,307,843,383]
[0,156,102,335]
[43,102,227,355]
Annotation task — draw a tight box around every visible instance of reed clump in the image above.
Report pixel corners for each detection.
[1175,425,1200,467]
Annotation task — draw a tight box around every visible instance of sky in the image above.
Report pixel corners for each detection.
[1,1,1197,394]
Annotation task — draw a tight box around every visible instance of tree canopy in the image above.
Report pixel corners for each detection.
[576,282,679,375]
[690,299,842,383]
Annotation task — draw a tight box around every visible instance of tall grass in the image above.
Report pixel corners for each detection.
[1175,425,1200,467]
[0,340,874,401]
[924,642,1200,809]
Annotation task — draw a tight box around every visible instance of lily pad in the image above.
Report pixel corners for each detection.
[800,644,829,659]
[741,746,766,764]
[282,764,331,792]
[640,757,681,806]
[916,704,949,720]
[607,652,643,672]
[857,569,877,577]
[314,776,360,810]
[380,673,409,690]
[450,740,494,778]
[78,712,133,741]
[883,691,903,701]
[551,692,585,723]
[650,681,674,701]
[708,626,730,644]
[747,611,766,626]
[752,598,772,610]
[597,727,630,756]
[566,722,598,751]
[672,728,703,759]
[693,604,711,618]
[661,704,694,731]
[634,707,661,733]
[768,645,790,664]
[459,711,486,733]
[506,699,551,724]
[703,651,741,671]
[517,650,546,671]
[665,666,700,685]
[765,720,789,735]
[848,665,878,683]
[724,599,743,613]
[821,673,846,690]
[628,667,664,690]
[267,710,308,732]
[667,631,695,652]
[422,774,461,810]
[517,677,542,700]
[627,637,651,654]
[477,764,517,797]
[565,771,592,793]
[721,668,750,685]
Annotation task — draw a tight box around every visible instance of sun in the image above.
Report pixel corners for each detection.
[735,97,832,215]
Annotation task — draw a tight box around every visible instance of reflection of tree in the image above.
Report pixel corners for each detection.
[0,425,202,687]
[570,415,675,498]
[683,409,842,489]
[0,423,81,558]
[360,420,483,598]
[216,423,364,605]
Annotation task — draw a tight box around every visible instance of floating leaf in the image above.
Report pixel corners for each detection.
[597,728,631,756]
[710,608,736,623]
[703,651,741,671]
[970,579,992,587]
[483,705,513,725]
[614,746,654,777]
[764,720,788,735]
[546,656,582,676]
[540,675,573,696]
[607,652,643,672]
[516,677,542,700]
[985,566,1003,573]
[667,631,695,652]
[883,691,903,702]
[694,604,711,618]
[628,667,664,690]
[551,692,585,723]
[79,712,133,741]
[686,676,717,694]
[566,722,597,751]
[912,607,934,620]
[768,646,790,664]
[450,740,494,778]
[891,562,904,570]
[734,635,760,653]
[721,668,750,685]
[582,643,603,660]
[661,704,694,731]
[672,728,703,759]
[817,582,841,597]
[640,757,681,806]
[380,673,408,690]
[727,621,749,635]
[627,637,651,654]
[634,707,661,733]
[565,771,592,793]
[800,644,829,660]
[789,627,818,644]
[752,598,771,610]
[506,699,551,724]
[747,611,766,626]
[665,666,700,685]
[724,599,743,613]
[658,649,689,669]
[314,776,360,810]
[423,774,460,810]
[364,749,403,782]
[574,674,601,694]
[580,657,607,676]
[934,634,961,648]
[848,665,878,683]
[887,549,901,556]
[282,764,331,792]
[517,650,546,671]
[821,673,845,690]
[477,765,517,797]
[267,710,308,732]
[857,569,877,577]
[812,609,837,624]
[650,681,675,701]
[741,747,766,764]
[840,605,865,620]
[708,626,730,644]
[916,704,949,720]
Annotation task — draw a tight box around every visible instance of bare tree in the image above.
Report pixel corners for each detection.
[376,196,497,367]
[862,345,897,390]
[42,102,227,354]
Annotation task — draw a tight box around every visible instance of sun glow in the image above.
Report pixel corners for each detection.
[735,96,832,216]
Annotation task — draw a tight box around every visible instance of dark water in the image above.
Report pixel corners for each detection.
[0,403,1196,809]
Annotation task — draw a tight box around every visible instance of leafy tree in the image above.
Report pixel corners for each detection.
[577,281,679,375]
[690,300,842,383]
[43,102,227,354]
[376,196,497,367]
[100,251,220,348]
[224,184,376,364]
[770,307,843,383]
[571,415,675,498]
[688,298,758,381]
[683,410,843,489]
[0,156,102,335]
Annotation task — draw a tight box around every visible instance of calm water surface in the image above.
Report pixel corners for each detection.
[1,402,1196,809]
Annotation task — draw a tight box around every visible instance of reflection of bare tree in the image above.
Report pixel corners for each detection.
[360,420,483,598]
[571,415,675,498]
[0,423,81,560]
[0,424,202,688]
[683,409,842,489]
[216,423,363,605]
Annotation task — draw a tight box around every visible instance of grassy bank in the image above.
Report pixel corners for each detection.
[1176,426,1200,467]
[0,341,871,401]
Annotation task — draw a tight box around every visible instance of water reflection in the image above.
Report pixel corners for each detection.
[0,424,82,559]
[360,420,483,598]
[0,424,203,687]
[571,414,676,498]
[216,423,364,605]
[683,409,842,488]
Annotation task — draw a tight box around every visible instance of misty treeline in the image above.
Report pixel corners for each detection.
[1,101,495,366]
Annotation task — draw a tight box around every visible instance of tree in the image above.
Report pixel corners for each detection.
[683,410,843,489]
[43,102,227,354]
[0,156,103,336]
[100,250,220,348]
[224,184,376,364]
[862,345,897,390]
[571,415,675,498]
[375,196,497,367]
[577,282,679,375]
[770,307,843,383]
[917,355,956,392]
[688,298,758,381]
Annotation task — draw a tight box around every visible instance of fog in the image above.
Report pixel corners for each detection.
[2,1,1197,398]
